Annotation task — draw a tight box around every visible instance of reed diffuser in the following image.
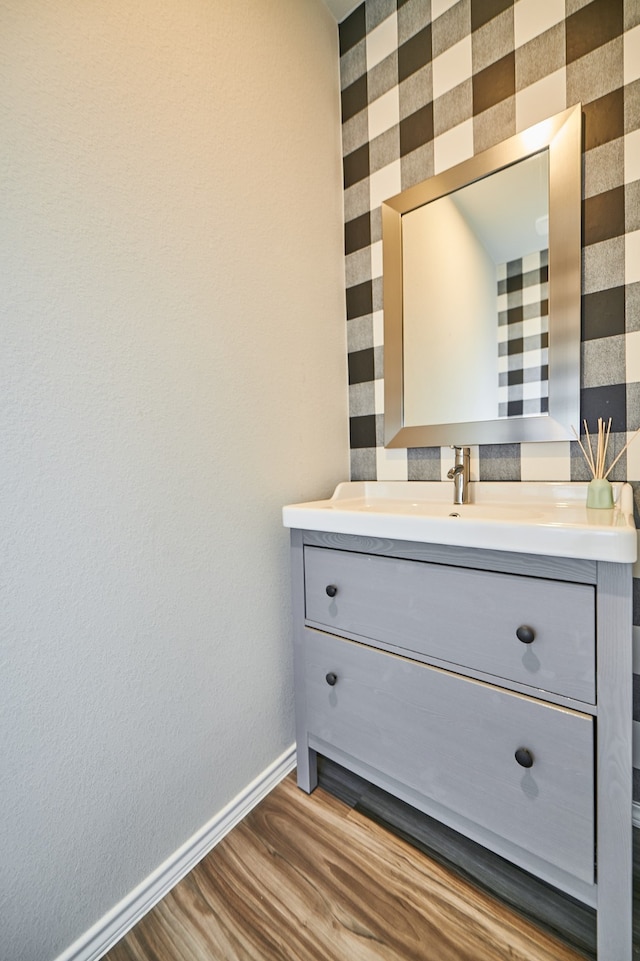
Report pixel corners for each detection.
[572,417,640,508]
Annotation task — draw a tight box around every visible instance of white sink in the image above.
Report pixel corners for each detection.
[283,481,637,562]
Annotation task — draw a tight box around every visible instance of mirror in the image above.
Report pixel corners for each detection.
[382,104,582,449]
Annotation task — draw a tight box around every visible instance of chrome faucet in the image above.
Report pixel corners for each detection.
[447,446,470,505]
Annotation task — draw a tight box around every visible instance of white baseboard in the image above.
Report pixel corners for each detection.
[54,745,296,961]
[53,755,639,961]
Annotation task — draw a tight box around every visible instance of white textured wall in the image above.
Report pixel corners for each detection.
[0,2,348,959]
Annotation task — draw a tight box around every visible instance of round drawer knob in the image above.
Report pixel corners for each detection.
[325,672,338,686]
[325,584,338,597]
[515,747,534,768]
[516,625,536,644]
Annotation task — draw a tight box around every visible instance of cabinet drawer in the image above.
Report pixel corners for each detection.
[302,631,594,884]
[304,547,595,703]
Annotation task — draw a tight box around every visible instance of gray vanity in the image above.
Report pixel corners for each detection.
[284,481,636,960]
[283,100,635,957]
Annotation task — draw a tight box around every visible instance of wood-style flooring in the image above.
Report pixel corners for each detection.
[104,771,590,961]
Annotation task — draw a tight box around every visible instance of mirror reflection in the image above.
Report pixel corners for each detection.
[402,151,549,427]
[382,104,582,450]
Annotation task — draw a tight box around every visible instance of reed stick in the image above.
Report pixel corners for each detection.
[583,419,597,477]
[572,417,640,480]
[598,417,611,478]
[604,425,640,479]
[571,425,595,475]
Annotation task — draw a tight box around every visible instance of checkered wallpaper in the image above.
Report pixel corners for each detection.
[338,0,640,792]
[497,249,549,418]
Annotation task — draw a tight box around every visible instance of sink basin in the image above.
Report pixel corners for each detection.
[283,481,637,562]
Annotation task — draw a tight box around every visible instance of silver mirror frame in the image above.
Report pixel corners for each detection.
[382,103,582,449]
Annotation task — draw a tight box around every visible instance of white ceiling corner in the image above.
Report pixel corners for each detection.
[322,0,361,23]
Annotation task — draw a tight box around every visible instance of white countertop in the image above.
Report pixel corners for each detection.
[283,481,638,563]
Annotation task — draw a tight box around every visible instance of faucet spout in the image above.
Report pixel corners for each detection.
[447,446,470,505]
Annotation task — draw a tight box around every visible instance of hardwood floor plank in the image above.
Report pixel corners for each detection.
[105,774,585,961]
[317,757,597,956]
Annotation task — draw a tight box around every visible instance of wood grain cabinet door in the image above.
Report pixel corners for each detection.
[302,631,595,885]
[304,546,595,703]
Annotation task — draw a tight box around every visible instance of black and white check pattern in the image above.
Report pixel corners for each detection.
[497,249,549,418]
[341,0,639,483]
[339,0,640,796]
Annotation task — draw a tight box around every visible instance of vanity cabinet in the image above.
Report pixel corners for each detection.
[289,528,633,960]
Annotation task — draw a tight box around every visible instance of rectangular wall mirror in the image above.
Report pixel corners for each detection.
[382,104,582,449]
